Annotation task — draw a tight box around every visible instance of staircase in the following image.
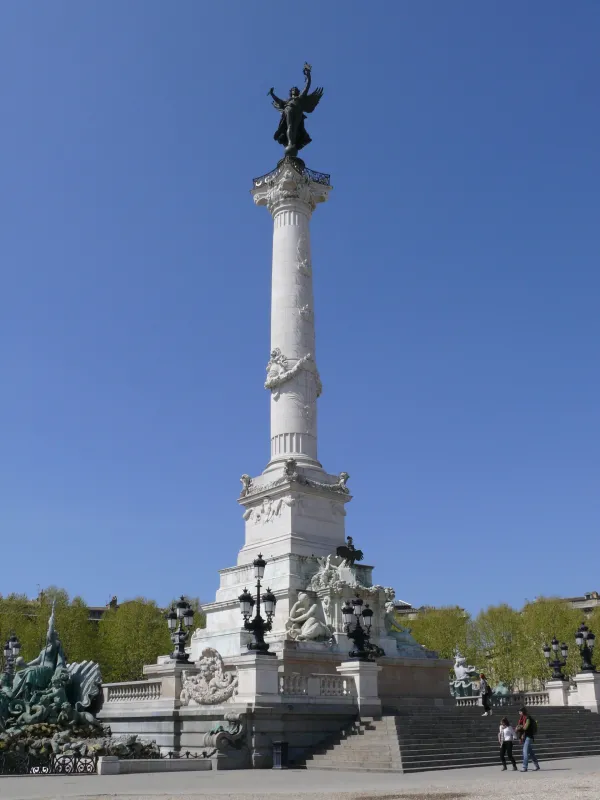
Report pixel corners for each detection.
[303,706,600,773]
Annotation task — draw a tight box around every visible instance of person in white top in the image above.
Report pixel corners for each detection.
[498,716,518,770]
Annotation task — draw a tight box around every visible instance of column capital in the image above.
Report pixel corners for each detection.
[251,158,331,216]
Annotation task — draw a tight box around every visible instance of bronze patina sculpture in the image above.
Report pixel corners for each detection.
[0,603,102,731]
[269,63,323,158]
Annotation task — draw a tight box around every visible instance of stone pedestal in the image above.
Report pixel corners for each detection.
[546,679,569,707]
[573,672,600,713]
[231,653,282,706]
[143,661,194,705]
[337,660,382,718]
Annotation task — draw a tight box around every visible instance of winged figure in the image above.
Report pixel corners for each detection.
[269,63,323,158]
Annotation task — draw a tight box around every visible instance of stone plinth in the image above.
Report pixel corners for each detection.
[143,661,195,705]
[547,679,570,707]
[231,653,282,706]
[574,672,600,713]
[337,660,382,718]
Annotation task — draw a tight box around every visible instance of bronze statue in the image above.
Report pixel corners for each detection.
[336,536,364,567]
[269,63,323,158]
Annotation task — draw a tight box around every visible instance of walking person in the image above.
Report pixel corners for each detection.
[480,674,493,716]
[516,706,540,772]
[498,717,518,770]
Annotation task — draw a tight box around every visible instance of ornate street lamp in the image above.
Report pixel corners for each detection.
[542,636,568,680]
[575,622,596,672]
[2,633,21,678]
[166,596,195,663]
[238,554,276,655]
[341,595,384,662]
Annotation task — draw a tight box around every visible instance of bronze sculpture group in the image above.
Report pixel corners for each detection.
[0,604,102,732]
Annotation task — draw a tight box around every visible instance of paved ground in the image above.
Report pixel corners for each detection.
[2,755,600,800]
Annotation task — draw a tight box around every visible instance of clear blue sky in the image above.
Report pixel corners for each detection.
[1,2,598,614]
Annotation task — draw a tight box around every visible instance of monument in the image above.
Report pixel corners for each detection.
[187,62,447,691]
[99,65,452,768]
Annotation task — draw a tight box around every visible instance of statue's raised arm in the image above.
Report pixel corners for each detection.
[300,62,312,97]
[269,63,324,159]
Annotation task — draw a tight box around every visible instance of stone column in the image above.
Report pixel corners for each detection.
[336,660,382,718]
[252,159,331,471]
[546,679,569,707]
[573,672,600,713]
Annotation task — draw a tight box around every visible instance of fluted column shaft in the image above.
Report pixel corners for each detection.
[252,162,331,469]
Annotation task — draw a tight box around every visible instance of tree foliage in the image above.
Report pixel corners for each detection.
[97,598,173,683]
[472,604,524,688]
[0,588,201,684]
[407,597,590,688]
[519,597,581,684]
[406,606,475,662]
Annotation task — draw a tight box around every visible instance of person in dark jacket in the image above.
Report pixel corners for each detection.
[480,674,493,716]
[516,706,540,771]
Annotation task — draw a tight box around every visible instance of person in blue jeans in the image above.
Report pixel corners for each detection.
[517,706,540,772]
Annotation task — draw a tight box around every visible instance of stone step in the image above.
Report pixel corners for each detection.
[310,749,400,761]
[402,745,600,767]
[403,749,600,772]
[395,723,600,735]
[299,707,600,775]
[305,764,404,773]
[399,737,600,754]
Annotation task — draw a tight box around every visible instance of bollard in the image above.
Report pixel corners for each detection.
[272,740,288,769]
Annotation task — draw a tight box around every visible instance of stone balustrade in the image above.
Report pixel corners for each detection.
[318,674,355,697]
[455,696,481,708]
[279,674,308,696]
[456,690,550,709]
[279,672,356,702]
[103,680,163,704]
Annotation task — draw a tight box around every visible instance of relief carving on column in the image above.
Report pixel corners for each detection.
[265,348,321,398]
[296,235,312,276]
[299,304,313,322]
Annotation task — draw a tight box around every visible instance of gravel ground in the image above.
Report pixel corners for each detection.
[2,757,600,800]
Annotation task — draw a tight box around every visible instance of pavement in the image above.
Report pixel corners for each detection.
[2,755,600,800]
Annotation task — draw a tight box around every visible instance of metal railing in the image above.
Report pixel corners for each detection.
[253,159,330,188]
[0,753,98,776]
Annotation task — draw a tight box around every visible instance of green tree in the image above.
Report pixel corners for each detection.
[407,606,474,662]
[0,593,46,664]
[472,604,523,689]
[97,598,172,682]
[520,597,580,685]
[586,607,600,662]
[0,588,100,669]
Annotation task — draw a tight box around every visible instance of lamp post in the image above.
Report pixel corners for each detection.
[542,636,568,680]
[238,554,276,655]
[575,622,596,673]
[341,595,384,662]
[166,596,195,663]
[2,633,21,678]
